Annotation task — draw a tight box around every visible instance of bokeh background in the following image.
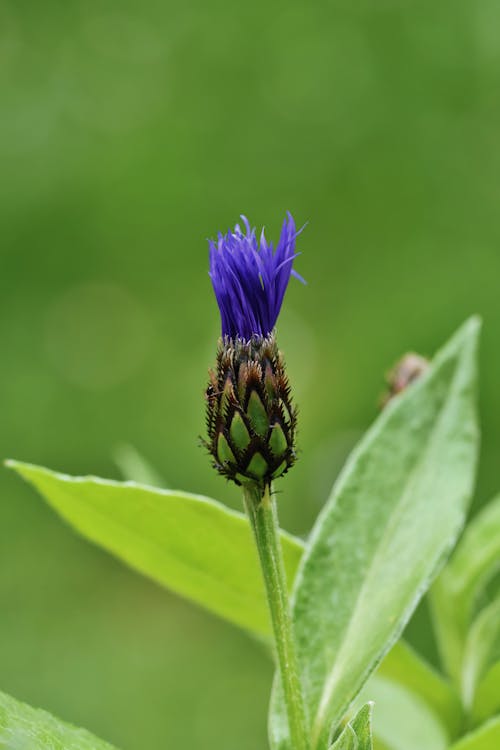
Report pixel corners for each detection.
[1,1,499,748]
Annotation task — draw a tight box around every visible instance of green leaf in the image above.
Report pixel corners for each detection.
[7,462,460,747]
[6,460,303,637]
[472,661,500,724]
[108,442,465,735]
[270,318,480,750]
[358,676,449,750]
[359,640,462,749]
[447,716,500,750]
[329,703,373,750]
[0,689,118,749]
[7,459,472,726]
[113,442,167,488]
[431,494,500,681]
[461,597,500,711]
[375,641,461,736]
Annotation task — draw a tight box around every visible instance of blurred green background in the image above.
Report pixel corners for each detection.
[1,1,499,747]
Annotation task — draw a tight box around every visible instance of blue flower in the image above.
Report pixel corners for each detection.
[209,213,305,341]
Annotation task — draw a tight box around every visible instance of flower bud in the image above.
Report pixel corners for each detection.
[205,333,296,487]
[203,213,304,488]
[382,352,429,406]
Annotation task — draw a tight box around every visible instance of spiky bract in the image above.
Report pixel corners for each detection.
[205,333,296,487]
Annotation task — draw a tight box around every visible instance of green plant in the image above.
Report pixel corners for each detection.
[3,214,499,749]
[3,315,499,749]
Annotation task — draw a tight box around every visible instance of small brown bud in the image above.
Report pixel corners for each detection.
[382,352,429,407]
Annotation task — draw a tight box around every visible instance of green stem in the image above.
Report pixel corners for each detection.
[243,483,309,750]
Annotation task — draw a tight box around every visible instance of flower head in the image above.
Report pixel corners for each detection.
[209,213,304,341]
[204,212,305,488]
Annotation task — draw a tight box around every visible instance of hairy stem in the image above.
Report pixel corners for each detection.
[243,483,309,750]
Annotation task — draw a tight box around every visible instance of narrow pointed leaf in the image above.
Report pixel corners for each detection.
[472,661,500,724]
[461,597,500,711]
[375,641,461,736]
[270,318,480,750]
[448,716,500,750]
[113,443,167,488]
[329,703,373,750]
[0,690,118,749]
[431,494,500,680]
[357,676,449,750]
[6,460,302,636]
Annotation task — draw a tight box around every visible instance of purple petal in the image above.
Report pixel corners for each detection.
[208,213,305,340]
